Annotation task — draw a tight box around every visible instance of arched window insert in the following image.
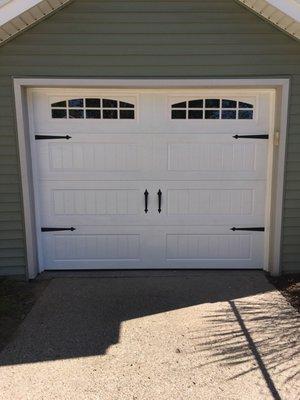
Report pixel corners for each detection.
[51,98,135,119]
[171,99,253,120]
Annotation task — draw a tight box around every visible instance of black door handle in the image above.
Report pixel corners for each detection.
[157,189,162,213]
[144,190,149,213]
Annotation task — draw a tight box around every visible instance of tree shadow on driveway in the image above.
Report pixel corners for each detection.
[190,295,300,400]
[0,268,298,398]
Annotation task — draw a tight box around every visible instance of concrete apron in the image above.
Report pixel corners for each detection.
[0,271,299,400]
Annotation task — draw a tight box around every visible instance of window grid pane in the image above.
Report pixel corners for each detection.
[171,98,253,120]
[51,98,135,119]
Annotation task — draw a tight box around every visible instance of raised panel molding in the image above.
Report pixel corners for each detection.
[52,234,141,261]
[166,234,252,260]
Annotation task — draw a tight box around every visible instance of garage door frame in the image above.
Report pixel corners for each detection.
[12,78,290,278]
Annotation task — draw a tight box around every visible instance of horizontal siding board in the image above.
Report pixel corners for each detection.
[285,191,300,200]
[287,134,300,142]
[0,184,20,194]
[0,248,25,258]
[284,209,300,218]
[0,146,17,156]
[31,23,278,35]
[15,33,294,46]
[286,182,300,191]
[2,44,300,56]
[0,212,22,222]
[0,266,25,276]
[288,116,300,126]
[283,235,300,245]
[0,258,25,267]
[291,86,300,96]
[1,66,300,76]
[2,55,300,66]
[0,203,21,212]
[0,0,299,275]
[0,124,17,133]
[0,240,24,249]
[283,245,300,255]
[282,254,300,262]
[0,155,19,166]
[285,172,300,181]
[286,161,300,171]
[53,12,264,23]
[281,263,300,272]
[289,104,300,115]
[0,193,21,203]
[0,165,19,175]
[283,217,300,227]
[287,144,300,153]
[283,228,300,236]
[285,201,300,209]
[0,137,17,146]
[0,221,24,231]
[0,179,21,189]
[0,87,13,97]
[0,231,24,240]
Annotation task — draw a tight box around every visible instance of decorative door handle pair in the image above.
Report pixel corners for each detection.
[144,190,162,214]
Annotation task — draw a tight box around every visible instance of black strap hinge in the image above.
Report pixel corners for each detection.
[233,134,269,139]
[41,227,76,232]
[35,135,71,140]
[231,227,265,232]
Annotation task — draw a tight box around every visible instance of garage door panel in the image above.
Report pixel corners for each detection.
[168,142,256,171]
[167,188,254,216]
[35,135,153,180]
[156,180,266,226]
[44,233,141,263]
[39,180,265,226]
[41,226,161,269]
[166,233,252,260]
[35,134,267,181]
[157,226,264,268]
[41,225,263,270]
[156,134,268,180]
[39,181,150,226]
[52,189,139,216]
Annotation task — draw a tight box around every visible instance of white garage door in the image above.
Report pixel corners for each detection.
[29,88,273,270]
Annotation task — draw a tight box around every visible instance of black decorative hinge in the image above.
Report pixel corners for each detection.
[233,134,269,139]
[231,227,265,232]
[41,227,76,232]
[35,135,71,140]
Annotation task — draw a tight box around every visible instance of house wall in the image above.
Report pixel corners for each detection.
[0,0,299,276]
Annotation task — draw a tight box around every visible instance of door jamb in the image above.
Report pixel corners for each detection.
[13,78,290,278]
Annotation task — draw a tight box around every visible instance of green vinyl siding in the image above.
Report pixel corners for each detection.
[0,0,299,275]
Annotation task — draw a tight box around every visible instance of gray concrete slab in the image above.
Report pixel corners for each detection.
[0,271,299,400]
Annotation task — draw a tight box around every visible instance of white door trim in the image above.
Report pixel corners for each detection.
[13,78,290,278]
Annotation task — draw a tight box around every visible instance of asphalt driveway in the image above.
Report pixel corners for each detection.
[0,271,299,400]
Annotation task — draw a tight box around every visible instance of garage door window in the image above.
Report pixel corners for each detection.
[171,99,254,120]
[51,98,135,119]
